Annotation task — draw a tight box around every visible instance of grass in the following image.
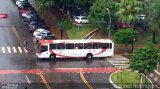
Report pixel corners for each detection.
[111,70,152,89]
[67,24,110,39]
[67,24,94,39]
[67,25,160,51]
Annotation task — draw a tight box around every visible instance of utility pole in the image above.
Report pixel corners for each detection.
[107,8,111,38]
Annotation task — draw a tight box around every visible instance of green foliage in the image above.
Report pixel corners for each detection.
[116,0,142,24]
[112,70,152,88]
[114,28,138,45]
[74,0,88,6]
[146,0,160,34]
[35,0,90,10]
[130,43,160,74]
[88,0,116,28]
[60,19,72,30]
[35,0,54,10]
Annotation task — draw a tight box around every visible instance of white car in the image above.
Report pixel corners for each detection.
[22,11,37,18]
[16,0,28,6]
[74,16,89,24]
[33,29,52,40]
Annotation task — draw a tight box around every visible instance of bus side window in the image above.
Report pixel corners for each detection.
[75,43,83,49]
[40,45,48,53]
[57,44,65,49]
[50,44,57,49]
[66,43,74,49]
[101,43,109,49]
[84,43,93,49]
[93,43,99,49]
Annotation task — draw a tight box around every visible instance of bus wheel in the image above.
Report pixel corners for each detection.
[86,53,93,59]
[50,54,56,61]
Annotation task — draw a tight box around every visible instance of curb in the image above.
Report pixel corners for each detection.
[154,70,160,75]
[109,70,153,89]
[109,70,122,89]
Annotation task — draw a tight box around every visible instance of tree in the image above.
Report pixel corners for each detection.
[145,0,160,43]
[88,0,116,31]
[129,43,160,76]
[35,0,91,11]
[114,28,138,51]
[35,0,54,10]
[116,0,142,25]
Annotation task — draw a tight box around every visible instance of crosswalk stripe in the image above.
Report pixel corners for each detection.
[7,47,11,53]
[18,46,22,53]
[1,46,29,54]
[13,47,17,53]
[23,47,28,53]
[2,47,5,53]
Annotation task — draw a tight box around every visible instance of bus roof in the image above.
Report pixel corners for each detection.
[39,39,113,45]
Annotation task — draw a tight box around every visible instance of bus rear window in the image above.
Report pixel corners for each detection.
[40,45,48,53]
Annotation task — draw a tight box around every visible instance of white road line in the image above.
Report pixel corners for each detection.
[2,47,5,53]
[7,47,11,53]
[18,46,22,53]
[25,74,31,83]
[13,47,17,53]
[23,47,28,53]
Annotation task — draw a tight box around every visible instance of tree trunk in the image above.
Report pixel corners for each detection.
[152,30,156,44]
[125,44,128,52]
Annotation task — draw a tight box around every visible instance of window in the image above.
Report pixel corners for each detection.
[84,43,92,49]
[99,43,109,49]
[81,17,87,20]
[50,44,57,49]
[109,43,112,49]
[93,43,99,49]
[66,43,74,49]
[57,44,65,49]
[40,45,48,53]
[75,43,83,49]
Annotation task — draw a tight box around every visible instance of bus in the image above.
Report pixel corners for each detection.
[36,39,114,60]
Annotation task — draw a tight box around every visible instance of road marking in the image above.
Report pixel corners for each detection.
[23,47,28,53]
[37,69,51,89]
[12,47,17,53]
[2,47,5,53]
[18,46,22,53]
[11,26,24,50]
[80,69,93,89]
[25,74,31,83]
[0,68,118,75]
[7,47,11,53]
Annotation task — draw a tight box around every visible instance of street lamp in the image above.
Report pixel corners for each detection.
[107,8,111,38]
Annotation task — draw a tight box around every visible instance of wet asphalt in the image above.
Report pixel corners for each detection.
[0,0,115,89]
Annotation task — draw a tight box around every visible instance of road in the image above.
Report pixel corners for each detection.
[0,0,117,89]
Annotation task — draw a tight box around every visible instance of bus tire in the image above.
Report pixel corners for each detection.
[86,53,93,59]
[50,54,56,61]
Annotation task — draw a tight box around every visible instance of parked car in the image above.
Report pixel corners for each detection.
[22,14,41,24]
[18,2,34,11]
[16,0,28,6]
[74,16,89,24]
[42,35,56,40]
[33,29,49,36]
[22,11,37,18]
[33,29,52,40]
[26,21,39,32]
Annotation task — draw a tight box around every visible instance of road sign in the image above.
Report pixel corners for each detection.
[0,14,8,19]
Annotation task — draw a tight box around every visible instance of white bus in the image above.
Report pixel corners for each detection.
[36,39,114,60]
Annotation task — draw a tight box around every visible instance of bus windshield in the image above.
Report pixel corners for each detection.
[40,45,48,53]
